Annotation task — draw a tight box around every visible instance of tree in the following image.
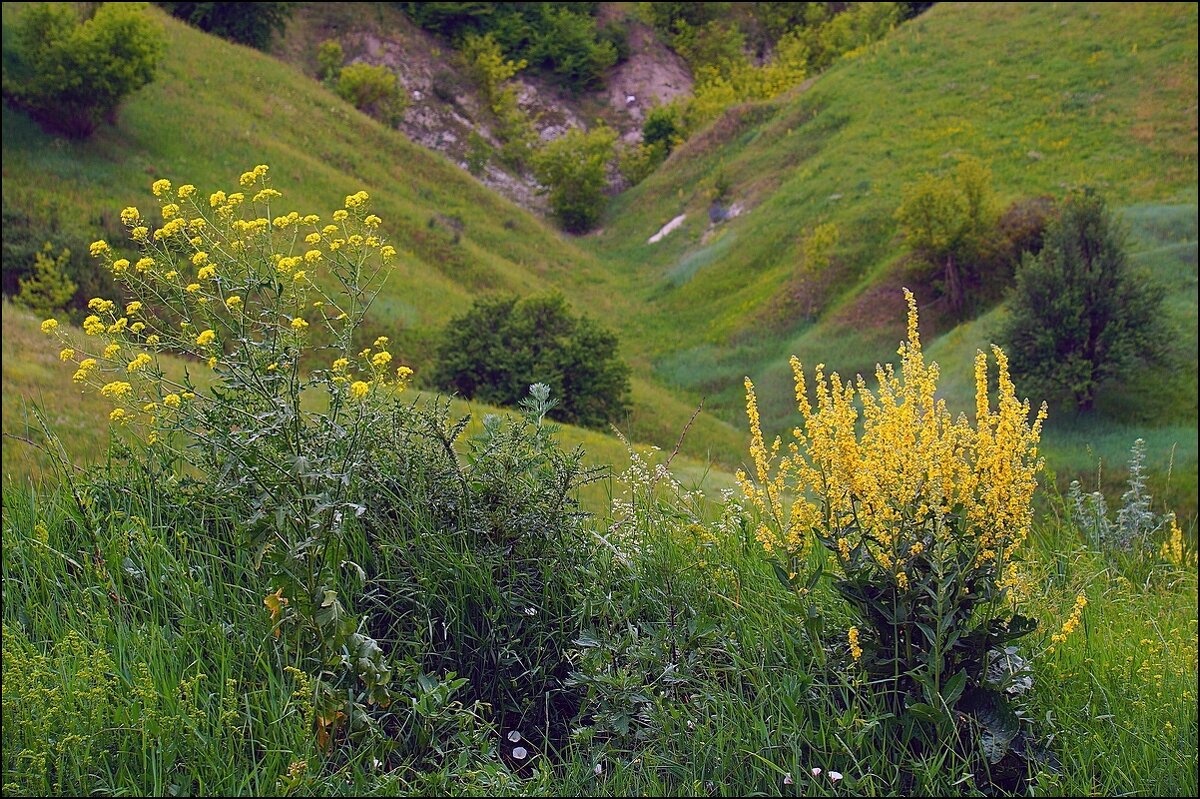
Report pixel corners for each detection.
[895,155,997,316]
[2,3,164,138]
[157,2,293,50]
[431,293,631,428]
[1001,189,1166,412]
[532,126,617,233]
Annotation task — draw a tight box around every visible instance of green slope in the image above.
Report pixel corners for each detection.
[588,1,1198,506]
[0,3,745,467]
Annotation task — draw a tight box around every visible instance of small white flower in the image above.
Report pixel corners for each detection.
[524,607,537,616]
[594,762,604,776]
[829,771,843,782]
[811,767,822,777]
[512,746,528,760]
[507,730,522,743]
[783,772,794,785]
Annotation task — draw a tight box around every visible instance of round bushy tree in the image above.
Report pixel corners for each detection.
[1001,189,1166,412]
[431,293,631,428]
[532,126,617,234]
[3,3,164,138]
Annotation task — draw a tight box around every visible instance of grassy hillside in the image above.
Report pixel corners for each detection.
[1,303,734,511]
[0,2,745,467]
[589,2,1198,508]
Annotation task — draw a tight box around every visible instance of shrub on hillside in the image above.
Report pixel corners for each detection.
[1001,189,1167,412]
[895,154,998,316]
[532,126,618,233]
[431,293,631,428]
[157,2,292,50]
[15,245,77,316]
[316,39,344,83]
[2,3,164,138]
[335,62,407,124]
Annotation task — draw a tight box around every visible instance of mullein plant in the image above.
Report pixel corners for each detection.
[41,166,411,748]
[738,289,1056,786]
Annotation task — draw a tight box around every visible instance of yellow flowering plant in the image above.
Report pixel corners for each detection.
[739,290,1053,775]
[42,166,414,744]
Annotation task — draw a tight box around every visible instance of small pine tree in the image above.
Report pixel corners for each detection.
[16,244,77,315]
[1001,189,1166,412]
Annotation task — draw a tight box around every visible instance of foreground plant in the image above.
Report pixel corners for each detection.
[739,289,1054,787]
[42,166,409,745]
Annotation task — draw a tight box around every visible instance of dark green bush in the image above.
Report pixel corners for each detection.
[1002,189,1167,412]
[2,3,164,138]
[157,2,292,50]
[431,293,631,428]
[402,2,616,92]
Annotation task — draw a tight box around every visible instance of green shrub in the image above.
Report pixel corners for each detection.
[1001,189,1167,412]
[895,154,998,316]
[642,104,683,154]
[532,126,618,233]
[431,293,631,428]
[157,2,292,50]
[316,38,344,82]
[2,3,164,138]
[15,244,77,316]
[335,62,407,124]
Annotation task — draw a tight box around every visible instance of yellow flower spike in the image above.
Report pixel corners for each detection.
[371,351,392,369]
[161,203,180,220]
[291,318,309,331]
[208,356,218,368]
[373,336,389,348]
[120,207,140,225]
[40,318,59,334]
[109,408,129,424]
[185,283,201,293]
[210,190,227,208]
[848,627,862,661]
[305,232,321,244]
[177,184,196,199]
[381,245,397,260]
[145,335,161,346]
[197,265,216,280]
[331,358,349,373]
[349,380,370,400]
[59,347,74,361]
[151,179,171,197]
[195,329,216,346]
[239,170,258,188]
[126,301,143,315]
[163,394,181,408]
[396,365,413,382]
[333,210,348,222]
[103,343,121,359]
[132,226,149,241]
[304,249,322,263]
[226,296,242,309]
[90,240,110,257]
[192,251,209,266]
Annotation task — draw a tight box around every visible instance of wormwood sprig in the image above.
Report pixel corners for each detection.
[41,166,411,746]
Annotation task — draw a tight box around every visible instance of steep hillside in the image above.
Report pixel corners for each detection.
[588,1,1197,499]
[0,3,743,467]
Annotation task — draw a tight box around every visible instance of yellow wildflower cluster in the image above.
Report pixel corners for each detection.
[1049,593,1088,648]
[738,289,1047,587]
[1159,517,1195,567]
[42,165,412,445]
[848,626,862,661]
